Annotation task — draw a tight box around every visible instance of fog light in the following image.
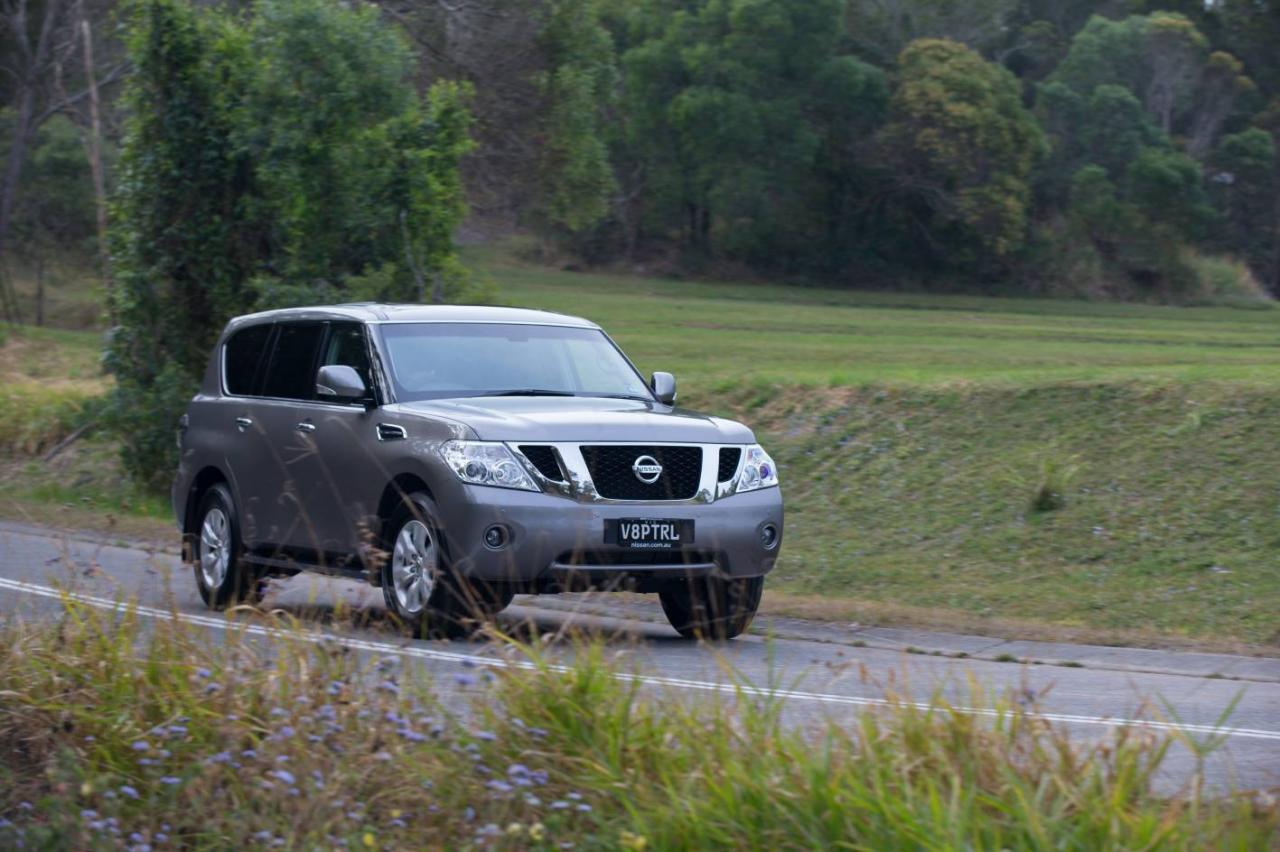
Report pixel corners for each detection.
[760,524,778,550]
[484,525,508,549]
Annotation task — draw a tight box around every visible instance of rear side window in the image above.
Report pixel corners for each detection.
[261,322,324,400]
[223,324,272,395]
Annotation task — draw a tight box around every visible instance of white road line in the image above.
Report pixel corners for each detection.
[2,575,1278,742]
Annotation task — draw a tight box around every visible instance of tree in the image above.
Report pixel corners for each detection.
[617,0,863,270]
[1125,146,1214,238]
[3,114,96,323]
[1208,127,1278,286]
[108,0,473,488]
[1050,13,1251,155]
[106,0,254,487]
[880,38,1045,266]
[0,0,122,300]
[535,0,619,235]
[842,0,1020,65]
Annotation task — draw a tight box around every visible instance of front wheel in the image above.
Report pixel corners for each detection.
[192,483,263,609]
[381,494,489,639]
[659,576,763,640]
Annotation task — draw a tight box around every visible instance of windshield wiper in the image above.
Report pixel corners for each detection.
[486,388,578,397]
[582,392,654,402]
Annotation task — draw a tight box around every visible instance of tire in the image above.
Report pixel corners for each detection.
[659,576,764,640]
[381,493,490,639]
[192,483,264,609]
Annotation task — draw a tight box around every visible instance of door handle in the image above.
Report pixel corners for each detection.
[296,421,316,433]
[235,416,253,433]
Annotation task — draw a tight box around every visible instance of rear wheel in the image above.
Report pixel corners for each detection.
[192,484,264,609]
[659,576,763,640]
[381,494,494,639]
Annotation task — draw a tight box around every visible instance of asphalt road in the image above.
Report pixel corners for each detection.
[1,521,1277,793]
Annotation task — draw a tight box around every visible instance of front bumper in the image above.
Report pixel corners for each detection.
[436,484,783,589]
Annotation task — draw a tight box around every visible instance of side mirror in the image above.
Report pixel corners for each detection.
[316,364,369,402]
[651,371,677,405]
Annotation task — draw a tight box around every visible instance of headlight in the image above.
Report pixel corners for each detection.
[440,441,538,491]
[735,444,779,492]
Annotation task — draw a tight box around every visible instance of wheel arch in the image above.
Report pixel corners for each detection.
[375,473,437,546]
[182,466,231,561]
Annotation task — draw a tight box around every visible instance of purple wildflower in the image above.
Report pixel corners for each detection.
[454,673,477,687]
[120,785,139,799]
[131,740,149,751]
[160,776,181,786]
[272,769,296,785]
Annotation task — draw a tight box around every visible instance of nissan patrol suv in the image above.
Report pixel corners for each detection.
[173,305,783,639]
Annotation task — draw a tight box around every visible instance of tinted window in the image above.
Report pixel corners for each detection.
[224,324,272,395]
[261,322,323,400]
[319,322,372,392]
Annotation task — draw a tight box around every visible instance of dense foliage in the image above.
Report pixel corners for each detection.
[107,0,473,487]
[540,0,1278,300]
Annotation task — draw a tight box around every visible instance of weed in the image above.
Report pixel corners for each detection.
[0,600,1274,848]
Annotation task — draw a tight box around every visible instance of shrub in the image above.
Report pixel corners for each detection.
[1185,253,1274,306]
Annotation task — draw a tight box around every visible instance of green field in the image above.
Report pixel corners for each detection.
[3,254,1279,646]
[468,249,1280,648]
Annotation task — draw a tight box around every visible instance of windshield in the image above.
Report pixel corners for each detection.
[378,322,654,402]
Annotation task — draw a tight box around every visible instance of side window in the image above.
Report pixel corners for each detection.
[319,322,372,385]
[224,324,272,396]
[261,322,324,400]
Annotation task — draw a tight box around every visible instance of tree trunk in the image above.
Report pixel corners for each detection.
[35,256,45,327]
[0,0,66,271]
[81,17,114,315]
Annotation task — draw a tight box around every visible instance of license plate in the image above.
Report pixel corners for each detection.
[608,519,694,550]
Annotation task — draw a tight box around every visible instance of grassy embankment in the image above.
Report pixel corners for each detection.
[474,247,1280,648]
[2,249,1279,646]
[0,599,1274,848]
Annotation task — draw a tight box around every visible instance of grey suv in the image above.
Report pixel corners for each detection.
[173,304,783,639]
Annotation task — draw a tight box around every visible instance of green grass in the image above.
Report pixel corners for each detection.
[469,246,1280,388]
[1,600,1274,848]
[467,248,1280,646]
[0,326,105,456]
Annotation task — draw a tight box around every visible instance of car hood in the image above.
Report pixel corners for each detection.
[390,396,755,444]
